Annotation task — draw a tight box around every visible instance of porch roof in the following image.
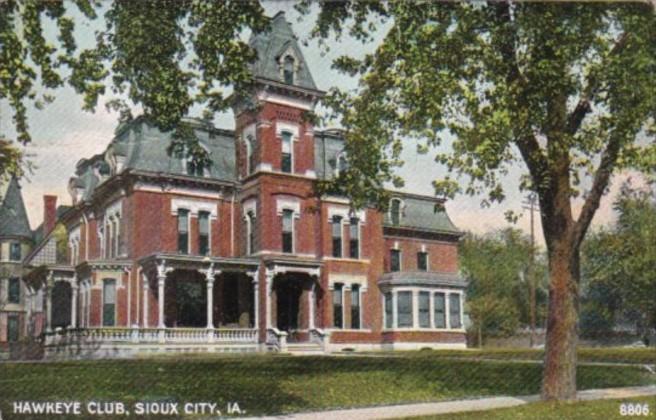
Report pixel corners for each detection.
[139,253,260,272]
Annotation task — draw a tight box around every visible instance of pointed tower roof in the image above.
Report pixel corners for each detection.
[249,11,318,92]
[0,176,32,240]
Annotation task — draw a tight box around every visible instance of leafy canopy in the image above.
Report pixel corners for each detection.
[308,2,656,224]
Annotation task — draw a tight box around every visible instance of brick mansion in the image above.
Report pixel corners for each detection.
[0,12,467,357]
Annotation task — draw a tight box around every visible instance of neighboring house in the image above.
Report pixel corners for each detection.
[24,12,467,357]
[0,177,33,351]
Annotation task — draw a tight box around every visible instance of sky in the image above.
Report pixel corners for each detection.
[0,1,644,247]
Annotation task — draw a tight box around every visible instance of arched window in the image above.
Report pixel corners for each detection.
[390,198,402,226]
[283,55,295,84]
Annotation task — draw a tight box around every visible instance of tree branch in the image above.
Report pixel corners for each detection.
[573,134,624,247]
[566,32,630,135]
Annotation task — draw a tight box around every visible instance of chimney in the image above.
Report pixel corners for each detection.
[43,195,57,234]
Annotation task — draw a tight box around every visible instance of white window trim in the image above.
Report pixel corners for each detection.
[171,198,218,219]
[243,201,257,255]
[390,244,402,272]
[382,287,464,332]
[280,130,295,174]
[350,283,363,330]
[418,245,429,271]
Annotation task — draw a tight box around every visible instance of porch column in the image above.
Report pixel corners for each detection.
[142,274,149,328]
[265,269,274,329]
[46,273,53,332]
[309,281,316,330]
[247,270,259,329]
[156,260,170,329]
[203,264,217,329]
[70,280,79,329]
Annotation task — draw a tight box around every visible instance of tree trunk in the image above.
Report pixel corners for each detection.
[478,324,483,348]
[541,237,580,400]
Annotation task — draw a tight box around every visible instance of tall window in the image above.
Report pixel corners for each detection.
[434,293,446,328]
[390,249,401,272]
[397,291,413,328]
[281,131,292,173]
[281,209,294,253]
[333,283,343,328]
[7,315,19,342]
[390,199,401,226]
[8,278,20,304]
[283,55,294,84]
[198,211,210,256]
[419,291,430,328]
[449,293,462,329]
[177,209,189,254]
[247,135,256,175]
[102,279,116,327]
[417,252,428,271]
[384,292,393,329]
[351,284,361,329]
[247,211,256,255]
[331,216,342,258]
[349,217,360,259]
[9,242,21,261]
[336,154,348,176]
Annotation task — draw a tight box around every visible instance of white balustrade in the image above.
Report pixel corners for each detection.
[43,327,259,345]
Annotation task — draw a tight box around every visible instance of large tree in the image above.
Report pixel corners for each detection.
[304,2,656,400]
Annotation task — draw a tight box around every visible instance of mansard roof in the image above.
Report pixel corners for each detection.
[68,117,237,205]
[249,11,318,91]
[0,176,32,240]
[384,193,461,236]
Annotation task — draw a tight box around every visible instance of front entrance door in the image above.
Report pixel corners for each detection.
[276,280,302,332]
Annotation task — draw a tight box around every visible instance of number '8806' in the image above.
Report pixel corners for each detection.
[619,403,650,416]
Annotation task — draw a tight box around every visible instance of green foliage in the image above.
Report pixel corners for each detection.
[460,229,547,342]
[1,0,269,176]
[581,185,656,340]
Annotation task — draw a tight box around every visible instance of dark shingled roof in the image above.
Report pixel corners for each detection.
[249,11,318,91]
[0,176,32,240]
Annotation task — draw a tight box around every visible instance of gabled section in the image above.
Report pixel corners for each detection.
[0,176,32,240]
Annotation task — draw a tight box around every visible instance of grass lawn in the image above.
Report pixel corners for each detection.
[0,353,654,418]
[394,347,656,365]
[407,396,656,419]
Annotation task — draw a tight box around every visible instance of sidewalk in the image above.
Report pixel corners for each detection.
[247,385,656,420]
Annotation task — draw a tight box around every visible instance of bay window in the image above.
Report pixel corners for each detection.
[384,292,393,329]
[397,291,413,328]
[434,292,446,328]
[419,291,430,328]
[449,293,462,329]
[9,242,21,261]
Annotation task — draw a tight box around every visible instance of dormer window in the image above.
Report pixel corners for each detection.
[283,55,295,84]
[390,198,402,226]
[186,160,205,177]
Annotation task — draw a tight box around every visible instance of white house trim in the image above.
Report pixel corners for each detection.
[170,198,218,219]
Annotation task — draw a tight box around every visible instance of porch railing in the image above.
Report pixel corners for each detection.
[44,327,258,346]
[266,328,288,352]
